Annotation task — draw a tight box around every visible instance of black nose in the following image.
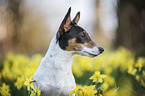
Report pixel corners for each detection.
[99,47,104,53]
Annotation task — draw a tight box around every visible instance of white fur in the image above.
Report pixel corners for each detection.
[78,44,102,58]
[33,34,102,96]
[33,36,76,96]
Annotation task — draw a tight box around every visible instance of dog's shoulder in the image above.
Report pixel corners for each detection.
[33,57,54,80]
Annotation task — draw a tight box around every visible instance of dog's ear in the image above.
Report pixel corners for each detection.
[72,12,80,24]
[58,7,71,34]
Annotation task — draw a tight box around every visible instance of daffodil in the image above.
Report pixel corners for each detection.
[127,66,137,75]
[30,86,41,96]
[14,76,25,90]
[2,62,13,80]
[90,71,106,83]
[83,85,97,96]
[135,57,144,71]
[1,48,145,96]
[74,85,97,96]
[0,83,11,96]
[135,75,141,82]
[69,86,76,95]
[24,76,34,91]
[76,89,84,96]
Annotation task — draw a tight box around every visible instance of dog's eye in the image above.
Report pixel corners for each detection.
[80,34,85,39]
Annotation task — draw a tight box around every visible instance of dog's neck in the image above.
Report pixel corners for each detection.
[44,35,73,72]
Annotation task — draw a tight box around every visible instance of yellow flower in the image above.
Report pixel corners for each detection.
[71,85,97,96]
[127,66,137,75]
[136,75,141,82]
[70,85,83,96]
[24,76,34,91]
[69,87,76,95]
[76,89,84,96]
[0,83,11,96]
[135,57,144,71]
[127,58,135,67]
[30,86,41,96]
[2,62,13,80]
[69,89,76,95]
[99,94,102,96]
[83,85,97,96]
[14,76,25,90]
[90,71,106,83]
[76,85,97,96]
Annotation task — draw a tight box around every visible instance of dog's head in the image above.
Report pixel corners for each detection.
[56,7,104,58]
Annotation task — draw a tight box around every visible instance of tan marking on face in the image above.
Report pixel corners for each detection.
[83,31,88,35]
[64,25,69,32]
[65,38,83,51]
[84,41,96,48]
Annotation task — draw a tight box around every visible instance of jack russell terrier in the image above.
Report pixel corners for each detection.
[33,7,104,96]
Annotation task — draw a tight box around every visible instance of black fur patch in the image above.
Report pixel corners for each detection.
[58,23,92,50]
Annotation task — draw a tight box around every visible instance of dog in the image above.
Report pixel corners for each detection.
[33,7,104,96]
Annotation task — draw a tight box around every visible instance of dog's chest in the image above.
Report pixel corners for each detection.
[33,56,75,96]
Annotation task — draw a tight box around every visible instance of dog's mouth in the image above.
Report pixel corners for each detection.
[83,51,98,57]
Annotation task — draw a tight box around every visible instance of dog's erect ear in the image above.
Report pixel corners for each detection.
[58,7,71,34]
[72,12,80,24]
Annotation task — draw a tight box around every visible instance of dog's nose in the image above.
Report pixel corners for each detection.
[99,47,104,53]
